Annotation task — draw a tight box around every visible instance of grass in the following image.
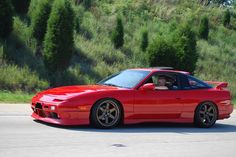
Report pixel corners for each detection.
[0,91,34,103]
[233,99,236,107]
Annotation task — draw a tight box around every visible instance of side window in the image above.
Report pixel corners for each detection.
[148,73,180,90]
[180,75,211,90]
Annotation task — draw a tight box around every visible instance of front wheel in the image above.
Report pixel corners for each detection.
[194,102,217,128]
[91,99,122,129]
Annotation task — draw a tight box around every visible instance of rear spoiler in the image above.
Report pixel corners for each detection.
[205,81,228,90]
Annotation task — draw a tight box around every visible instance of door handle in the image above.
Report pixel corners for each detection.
[176,97,181,100]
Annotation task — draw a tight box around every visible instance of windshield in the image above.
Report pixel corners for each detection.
[98,70,150,89]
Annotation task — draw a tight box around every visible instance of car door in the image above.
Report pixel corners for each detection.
[133,72,184,119]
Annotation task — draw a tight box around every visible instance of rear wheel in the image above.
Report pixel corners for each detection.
[194,102,217,128]
[91,99,122,129]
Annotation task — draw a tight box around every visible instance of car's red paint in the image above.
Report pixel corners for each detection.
[31,68,234,126]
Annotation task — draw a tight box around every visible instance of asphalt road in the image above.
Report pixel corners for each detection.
[0,104,236,157]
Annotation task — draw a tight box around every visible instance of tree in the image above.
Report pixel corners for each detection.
[199,16,209,40]
[223,9,231,27]
[11,0,31,14]
[83,0,92,10]
[43,0,75,72]
[75,15,81,33]
[175,23,198,73]
[147,36,178,68]
[141,30,148,51]
[147,22,197,73]
[112,17,124,49]
[0,0,13,39]
[31,0,52,45]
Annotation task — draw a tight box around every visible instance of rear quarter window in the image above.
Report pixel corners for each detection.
[180,74,212,90]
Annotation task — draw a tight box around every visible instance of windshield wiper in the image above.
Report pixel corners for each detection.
[102,83,119,87]
[97,83,127,88]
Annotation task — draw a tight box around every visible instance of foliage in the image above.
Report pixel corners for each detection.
[83,0,92,10]
[112,17,124,49]
[199,0,234,6]
[11,0,31,14]
[175,23,198,73]
[31,0,52,45]
[140,30,148,51]
[199,16,209,40]
[28,0,39,19]
[147,36,178,68]
[195,25,236,97]
[75,14,81,33]
[212,0,233,6]
[0,64,48,92]
[43,0,75,72]
[147,22,197,73]
[223,9,231,27]
[0,0,13,39]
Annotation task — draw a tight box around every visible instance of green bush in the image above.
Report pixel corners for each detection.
[223,9,231,27]
[48,70,83,87]
[175,23,198,73]
[11,0,31,14]
[147,22,197,73]
[140,30,148,51]
[0,0,13,39]
[147,36,178,67]
[0,65,49,92]
[199,16,209,40]
[31,0,52,45]
[112,17,124,49]
[43,0,75,72]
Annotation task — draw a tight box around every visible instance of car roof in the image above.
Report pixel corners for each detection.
[129,67,190,75]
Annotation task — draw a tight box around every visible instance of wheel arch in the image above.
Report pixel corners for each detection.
[194,100,219,120]
[89,97,124,125]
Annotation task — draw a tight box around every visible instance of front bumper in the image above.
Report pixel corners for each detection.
[31,102,90,126]
[31,112,89,125]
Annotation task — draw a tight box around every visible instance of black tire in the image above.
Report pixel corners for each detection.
[194,102,217,128]
[90,98,122,129]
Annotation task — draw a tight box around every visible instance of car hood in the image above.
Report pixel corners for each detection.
[36,85,120,101]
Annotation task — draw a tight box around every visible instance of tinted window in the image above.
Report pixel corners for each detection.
[180,75,211,90]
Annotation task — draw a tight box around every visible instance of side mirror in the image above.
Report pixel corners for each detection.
[139,83,155,91]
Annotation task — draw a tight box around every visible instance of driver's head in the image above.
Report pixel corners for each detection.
[158,76,166,86]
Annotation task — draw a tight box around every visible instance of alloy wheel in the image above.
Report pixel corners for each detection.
[195,102,217,128]
[96,100,120,127]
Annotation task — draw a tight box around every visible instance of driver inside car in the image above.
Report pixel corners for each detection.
[155,76,169,90]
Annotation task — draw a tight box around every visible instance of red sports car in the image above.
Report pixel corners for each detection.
[31,67,234,129]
